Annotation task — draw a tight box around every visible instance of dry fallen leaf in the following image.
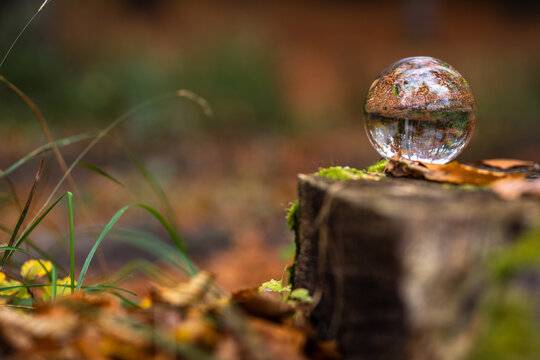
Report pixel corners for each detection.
[385,157,526,185]
[478,158,537,170]
[232,288,295,321]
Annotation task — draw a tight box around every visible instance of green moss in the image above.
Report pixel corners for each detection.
[467,228,540,360]
[315,166,364,181]
[366,159,388,173]
[467,291,540,360]
[285,200,300,287]
[488,228,540,284]
[286,200,299,232]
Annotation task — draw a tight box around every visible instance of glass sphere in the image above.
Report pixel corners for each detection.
[364,56,476,164]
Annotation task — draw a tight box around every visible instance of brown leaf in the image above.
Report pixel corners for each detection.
[385,157,526,185]
[491,178,540,200]
[248,317,308,360]
[232,288,295,321]
[153,271,213,307]
[478,158,537,170]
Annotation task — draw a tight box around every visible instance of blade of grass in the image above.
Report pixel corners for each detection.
[108,135,176,226]
[0,131,98,181]
[51,263,57,300]
[83,285,137,297]
[99,291,140,308]
[76,203,196,290]
[19,93,175,248]
[76,205,130,290]
[110,229,190,272]
[101,258,177,285]
[3,192,66,265]
[77,161,124,187]
[113,207,195,273]
[0,0,55,69]
[0,76,95,239]
[24,239,68,275]
[0,154,44,269]
[0,224,68,274]
[15,91,210,266]
[1,176,22,211]
[136,204,187,253]
[67,192,75,294]
[0,247,33,256]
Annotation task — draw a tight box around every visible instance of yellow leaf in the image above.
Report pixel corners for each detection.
[43,276,76,301]
[0,279,30,299]
[20,259,52,280]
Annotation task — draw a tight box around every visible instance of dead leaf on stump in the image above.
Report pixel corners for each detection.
[384,156,540,200]
[477,158,537,170]
[385,157,527,185]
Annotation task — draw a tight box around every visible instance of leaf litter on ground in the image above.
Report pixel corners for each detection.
[0,271,338,360]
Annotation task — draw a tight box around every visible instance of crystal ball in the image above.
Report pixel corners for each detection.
[364,56,476,164]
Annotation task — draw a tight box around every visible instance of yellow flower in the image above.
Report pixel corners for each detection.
[42,276,76,301]
[20,259,52,280]
[0,272,5,282]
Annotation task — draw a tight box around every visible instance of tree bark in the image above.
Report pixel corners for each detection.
[295,175,540,360]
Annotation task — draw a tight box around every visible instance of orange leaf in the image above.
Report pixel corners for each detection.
[479,159,537,170]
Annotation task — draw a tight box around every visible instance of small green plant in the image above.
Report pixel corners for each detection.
[259,278,312,305]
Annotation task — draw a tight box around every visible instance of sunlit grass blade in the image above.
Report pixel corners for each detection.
[0,155,44,268]
[77,161,124,187]
[67,192,75,294]
[0,131,98,181]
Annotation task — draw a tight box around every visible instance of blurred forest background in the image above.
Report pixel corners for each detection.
[0,0,539,290]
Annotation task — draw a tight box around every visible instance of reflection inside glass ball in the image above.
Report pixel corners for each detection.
[364,56,476,164]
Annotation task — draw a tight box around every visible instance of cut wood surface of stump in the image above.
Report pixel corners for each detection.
[294,174,540,360]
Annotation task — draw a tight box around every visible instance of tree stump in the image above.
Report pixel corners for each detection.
[294,175,540,360]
